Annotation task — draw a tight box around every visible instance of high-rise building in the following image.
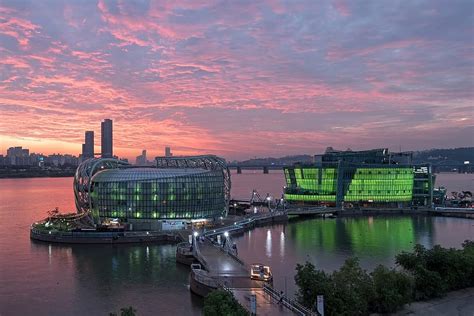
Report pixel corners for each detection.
[6,146,29,165]
[165,146,172,157]
[82,131,94,159]
[101,119,113,158]
[136,150,147,165]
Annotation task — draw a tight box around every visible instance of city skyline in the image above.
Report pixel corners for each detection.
[1,1,473,160]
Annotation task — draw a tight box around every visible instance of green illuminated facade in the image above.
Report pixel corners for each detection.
[284,149,434,208]
[90,168,226,225]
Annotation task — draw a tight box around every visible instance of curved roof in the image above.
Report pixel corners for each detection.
[91,167,212,182]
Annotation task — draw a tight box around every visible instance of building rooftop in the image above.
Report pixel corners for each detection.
[91,167,211,182]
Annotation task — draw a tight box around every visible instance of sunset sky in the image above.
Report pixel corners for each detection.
[0,0,473,160]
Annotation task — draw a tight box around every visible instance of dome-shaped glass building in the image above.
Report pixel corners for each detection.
[73,156,230,230]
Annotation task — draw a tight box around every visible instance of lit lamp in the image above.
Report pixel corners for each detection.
[266,196,272,211]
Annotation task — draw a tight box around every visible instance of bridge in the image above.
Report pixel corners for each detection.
[183,212,317,315]
[228,164,287,174]
[425,160,473,173]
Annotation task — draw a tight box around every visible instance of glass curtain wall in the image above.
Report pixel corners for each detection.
[344,168,413,202]
[284,166,416,204]
[90,170,225,220]
[284,167,337,202]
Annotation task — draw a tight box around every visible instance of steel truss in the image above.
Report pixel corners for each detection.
[155,155,231,216]
[73,158,129,225]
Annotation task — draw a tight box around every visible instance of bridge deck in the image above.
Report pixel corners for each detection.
[198,239,249,276]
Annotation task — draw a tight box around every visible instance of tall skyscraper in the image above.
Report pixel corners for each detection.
[101,119,113,158]
[136,149,147,165]
[165,146,172,157]
[82,131,94,158]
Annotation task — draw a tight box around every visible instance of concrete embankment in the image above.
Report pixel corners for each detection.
[30,212,288,244]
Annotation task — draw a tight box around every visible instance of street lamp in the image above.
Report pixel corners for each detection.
[224,231,229,237]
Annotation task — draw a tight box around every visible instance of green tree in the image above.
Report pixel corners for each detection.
[462,240,474,287]
[371,265,413,313]
[329,258,375,316]
[109,306,137,316]
[294,262,331,308]
[396,242,474,299]
[203,289,249,316]
[120,306,137,316]
[295,258,375,316]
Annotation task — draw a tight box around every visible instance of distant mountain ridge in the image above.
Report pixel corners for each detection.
[412,147,474,164]
[232,147,474,166]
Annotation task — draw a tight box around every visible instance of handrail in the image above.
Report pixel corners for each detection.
[200,212,288,270]
[263,284,318,316]
[193,237,209,270]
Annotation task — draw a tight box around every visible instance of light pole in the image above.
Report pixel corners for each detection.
[193,231,199,245]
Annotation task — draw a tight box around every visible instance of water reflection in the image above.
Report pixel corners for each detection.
[265,229,272,257]
[280,231,285,258]
[28,241,202,315]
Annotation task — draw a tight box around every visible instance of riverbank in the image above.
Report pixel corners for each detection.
[393,287,474,316]
[31,209,473,245]
[0,169,75,178]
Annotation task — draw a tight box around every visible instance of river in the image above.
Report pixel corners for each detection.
[0,172,472,315]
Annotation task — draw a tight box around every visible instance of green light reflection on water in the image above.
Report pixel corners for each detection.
[289,216,416,259]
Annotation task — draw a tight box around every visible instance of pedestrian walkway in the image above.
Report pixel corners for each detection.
[394,287,474,316]
[232,288,294,316]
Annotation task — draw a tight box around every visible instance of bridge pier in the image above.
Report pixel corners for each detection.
[237,166,242,174]
[263,166,269,174]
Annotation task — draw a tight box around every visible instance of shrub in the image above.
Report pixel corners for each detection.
[295,258,375,316]
[371,265,413,313]
[329,258,375,316]
[294,262,331,308]
[109,306,137,316]
[203,289,249,316]
[294,241,473,315]
[396,241,474,299]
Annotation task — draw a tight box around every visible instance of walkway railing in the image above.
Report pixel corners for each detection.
[202,211,286,269]
[192,236,209,270]
[263,283,319,316]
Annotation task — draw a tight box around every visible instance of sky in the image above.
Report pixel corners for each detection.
[0,0,473,161]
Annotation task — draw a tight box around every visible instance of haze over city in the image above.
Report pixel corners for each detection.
[1,0,473,160]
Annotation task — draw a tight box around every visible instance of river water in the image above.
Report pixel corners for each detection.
[0,172,473,315]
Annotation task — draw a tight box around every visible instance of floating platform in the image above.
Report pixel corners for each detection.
[30,227,181,244]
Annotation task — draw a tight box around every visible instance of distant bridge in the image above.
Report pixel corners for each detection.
[227,164,287,174]
[420,160,473,173]
[227,161,473,173]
